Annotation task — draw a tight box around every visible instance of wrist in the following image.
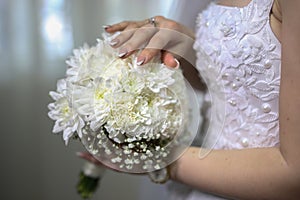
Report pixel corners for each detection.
[168,160,180,181]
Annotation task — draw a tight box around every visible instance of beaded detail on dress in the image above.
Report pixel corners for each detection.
[166,1,281,199]
[193,0,281,150]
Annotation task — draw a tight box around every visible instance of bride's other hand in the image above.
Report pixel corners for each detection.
[76,152,103,166]
[76,152,121,172]
[76,152,148,175]
[104,16,195,68]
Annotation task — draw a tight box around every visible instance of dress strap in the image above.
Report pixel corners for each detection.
[253,0,274,14]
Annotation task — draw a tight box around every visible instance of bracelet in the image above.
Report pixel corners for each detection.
[148,166,170,184]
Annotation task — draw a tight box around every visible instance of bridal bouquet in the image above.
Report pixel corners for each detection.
[48,33,198,198]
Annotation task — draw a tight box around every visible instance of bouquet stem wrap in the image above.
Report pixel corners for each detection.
[77,162,106,199]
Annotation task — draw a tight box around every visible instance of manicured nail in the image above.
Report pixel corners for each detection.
[110,39,119,46]
[174,58,180,69]
[102,25,111,29]
[136,56,146,65]
[118,49,127,57]
[76,152,84,157]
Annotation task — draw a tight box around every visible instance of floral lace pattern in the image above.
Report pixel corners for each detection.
[166,1,281,199]
[193,0,281,150]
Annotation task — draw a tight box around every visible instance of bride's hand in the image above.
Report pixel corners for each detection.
[77,151,103,166]
[77,152,147,174]
[77,152,121,173]
[104,16,195,68]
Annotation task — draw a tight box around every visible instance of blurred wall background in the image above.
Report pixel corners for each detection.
[0,0,209,199]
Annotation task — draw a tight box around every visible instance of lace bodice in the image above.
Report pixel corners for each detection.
[194,0,281,150]
[167,0,281,199]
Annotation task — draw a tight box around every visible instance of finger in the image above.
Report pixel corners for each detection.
[105,19,148,33]
[76,152,125,173]
[162,52,179,68]
[104,21,130,33]
[118,26,158,58]
[111,22,147,49]
[136,30,170,65]
[76,152,103,166]
[111,28,136,49]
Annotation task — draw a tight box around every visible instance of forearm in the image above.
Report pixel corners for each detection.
[170,147,299,200]
[174,24,207,91]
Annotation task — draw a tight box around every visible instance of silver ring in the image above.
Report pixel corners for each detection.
[149,17,157,27]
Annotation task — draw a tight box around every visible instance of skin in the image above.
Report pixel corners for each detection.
[80,0,300,199]
[105,16,195,68]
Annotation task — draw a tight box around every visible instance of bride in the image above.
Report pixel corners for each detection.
[79,0,300,199]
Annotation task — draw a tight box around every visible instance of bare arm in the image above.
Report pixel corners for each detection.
[169,1,300,199]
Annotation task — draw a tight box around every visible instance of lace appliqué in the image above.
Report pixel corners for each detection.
[194,0,281,149]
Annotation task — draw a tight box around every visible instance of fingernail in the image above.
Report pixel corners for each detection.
[174,58,180,69]
[136,56,145,66]
[102,25,111,29]
[110,39,119,46]
[118,49,127,57]
[76,152,84,157]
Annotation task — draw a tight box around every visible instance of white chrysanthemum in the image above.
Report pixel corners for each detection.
[48,34,187,155]
[66,39,117,84]
[120,68,145,94]
[103,87,181,141]
[48,79,85,145]
[135,62,177,93]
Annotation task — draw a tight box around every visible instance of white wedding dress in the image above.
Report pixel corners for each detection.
[167,0,281,199]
